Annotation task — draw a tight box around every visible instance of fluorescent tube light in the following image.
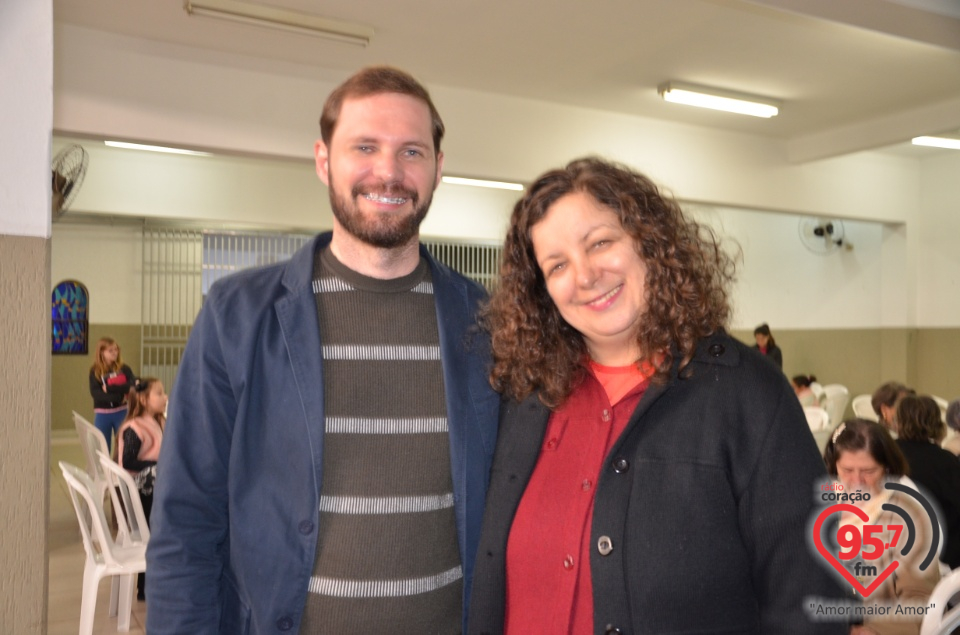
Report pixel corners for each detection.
[658,82,780,118]
[442,176,524,191]
[105,141,212,157]
[184,0,373,47]
[912,136,960,150]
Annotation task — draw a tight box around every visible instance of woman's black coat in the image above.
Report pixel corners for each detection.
[469,332,847,635]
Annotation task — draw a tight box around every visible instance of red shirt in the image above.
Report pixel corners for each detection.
[504,363,650,634]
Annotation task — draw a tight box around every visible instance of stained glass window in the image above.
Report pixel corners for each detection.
[52,280,89,354]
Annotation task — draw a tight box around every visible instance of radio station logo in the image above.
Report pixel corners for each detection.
[811,480,941,598]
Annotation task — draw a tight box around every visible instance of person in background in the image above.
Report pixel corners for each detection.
[871,381,914,434]
[469,157,845,634]
[793,374,820,407]
[147,66,499,634]
[943,399,960,456]
[895,394,960,570]
[824,418,940,635]
[117,377,167,601]
[753,322,782,369]
[88,336,136,452]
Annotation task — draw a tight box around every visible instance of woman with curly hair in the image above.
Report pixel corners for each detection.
[469,158,845,634]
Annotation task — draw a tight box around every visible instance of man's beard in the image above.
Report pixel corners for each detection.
[328,176,433,249]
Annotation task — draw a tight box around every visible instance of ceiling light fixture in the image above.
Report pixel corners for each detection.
[441,176,524,191]
[658,81,780,118]
[183,0,373,47]
[105,141,212,157]
[912,136,960,150]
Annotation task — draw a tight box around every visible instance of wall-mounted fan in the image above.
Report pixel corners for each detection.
[51,145,89,221]
[798,217,849,255]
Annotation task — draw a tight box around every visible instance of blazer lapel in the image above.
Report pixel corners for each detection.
[275,235,328,489]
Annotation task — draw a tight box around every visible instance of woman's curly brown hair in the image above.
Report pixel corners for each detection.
[482,157,736,408]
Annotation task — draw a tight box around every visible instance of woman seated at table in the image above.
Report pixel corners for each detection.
[823,419,940,635]
[944,399,960,456]
[470,157,846,635]
[793,374,820,407]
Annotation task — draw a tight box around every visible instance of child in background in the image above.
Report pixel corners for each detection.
[118,377,167,601]
[89,337,137,452]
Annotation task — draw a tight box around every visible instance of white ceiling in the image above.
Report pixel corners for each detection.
[53,0,960,162]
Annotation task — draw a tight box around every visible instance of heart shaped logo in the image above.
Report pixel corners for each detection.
[812,503,899,597]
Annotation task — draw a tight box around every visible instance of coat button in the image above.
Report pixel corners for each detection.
[298,520,314,535]
[276,616,294,631]
[605,625,624,634]
[613,457,630,473]
[597,535,613,556]
[708,343,725,357]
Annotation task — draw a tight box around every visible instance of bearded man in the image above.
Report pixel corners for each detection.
[147,66,499,635]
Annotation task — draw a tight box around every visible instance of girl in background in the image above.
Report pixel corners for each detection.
[88,337,136,451]
[118,376,167,601]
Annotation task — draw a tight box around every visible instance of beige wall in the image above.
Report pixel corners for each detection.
[1,0,52,630]
[49,325,960,437]
[51,323,142,434]
[0,235,50,630]
[915,329,960,401]
[730,327,960,421]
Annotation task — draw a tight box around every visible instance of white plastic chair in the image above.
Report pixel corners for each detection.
[809,382,826,405]
[73,411,111,500]
[851,394,878,421]
[821,384,850,427]
[97,451,151,548]
[804,406,831,432]
[73,411,129,613]
[933,395,949,424]
[59,461,146,634]
[921,566,960,635]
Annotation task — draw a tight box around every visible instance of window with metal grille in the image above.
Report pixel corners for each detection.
[421,239,503,292]
[141,228,501,392]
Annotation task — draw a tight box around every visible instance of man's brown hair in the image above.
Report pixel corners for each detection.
[320,66,444,153]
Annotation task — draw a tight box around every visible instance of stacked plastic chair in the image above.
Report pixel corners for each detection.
[59,460,147,634]
[920,567,960,635]
[851,394,878,421]
[821,384,850,427]
[803,406,831,432]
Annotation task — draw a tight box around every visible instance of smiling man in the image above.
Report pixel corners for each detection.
[146,66,499,635]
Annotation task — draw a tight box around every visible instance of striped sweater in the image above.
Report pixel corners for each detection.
[298,246,462,634]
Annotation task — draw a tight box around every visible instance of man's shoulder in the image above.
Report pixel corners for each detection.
[206,260,290,308]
